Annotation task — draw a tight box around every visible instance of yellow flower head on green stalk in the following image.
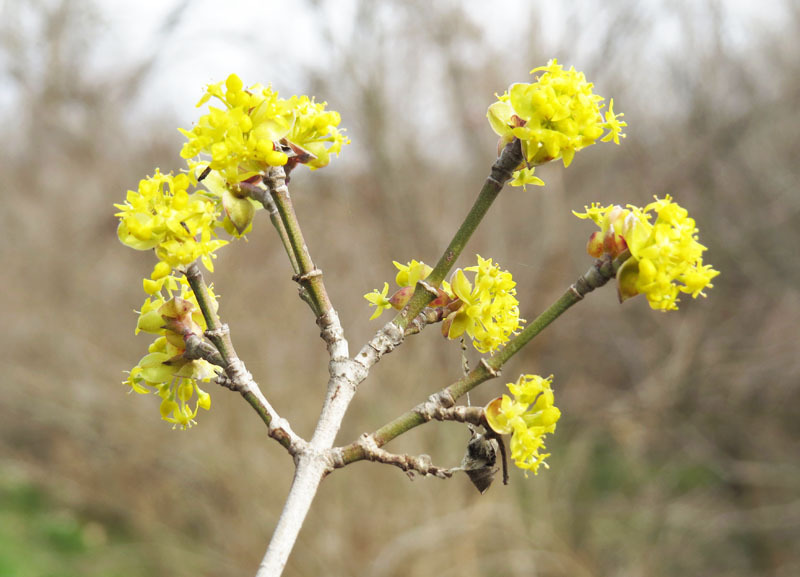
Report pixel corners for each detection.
[574,195,720,311]
[443,255,523,354]
[485,374,561,475]
[364,256,524,346]
[179,74,349,184]
[114,169,228,273]
[487,59,626,188]
[124,274,221,428]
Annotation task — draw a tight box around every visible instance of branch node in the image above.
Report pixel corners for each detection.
[569,284,584,299]
[417,280,440,298]
[437,388,457,408]
[205,324,230,340]
[328,448,345,469]
[294,268,322,283]
[479,358,499,378]
[216,373,238,391]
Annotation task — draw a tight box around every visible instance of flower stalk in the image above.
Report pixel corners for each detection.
[395,138,523,331]
[239,180,301,275]
[263,166,332,317]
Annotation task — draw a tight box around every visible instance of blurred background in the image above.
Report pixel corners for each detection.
[1,0,798,575]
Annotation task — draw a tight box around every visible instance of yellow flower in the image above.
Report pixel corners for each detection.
[487,59,626,187]
[509,167,544,188]
[114,169,228,272]
[124,274,221,428]
[601,99,625,144]
[179,74,349,184]
[393,259,433,287]
[574,196,720,311]
[485,374,561,475]
[444,255,523,354]
[284,94,349,170]
[364,282,392,320]
[125,360,217,430]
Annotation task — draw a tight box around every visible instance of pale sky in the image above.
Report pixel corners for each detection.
[90,0,783,119]
[0,0,786,140]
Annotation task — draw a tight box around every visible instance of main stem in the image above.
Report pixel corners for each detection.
[256,167,358,575]
[256,458,329,576]
[258,141,523,575]
[256,313,359,576]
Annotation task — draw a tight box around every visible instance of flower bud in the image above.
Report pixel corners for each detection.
[138,352,175,384]
[159,397,179,419]
[222,188,255,235]
[389,286,414,310]
[428,288,452,308]
[616,257,640,302]
[151,261,171,280]
[136,310,165,334]
[197,387,211,410]
[586,231,604,258]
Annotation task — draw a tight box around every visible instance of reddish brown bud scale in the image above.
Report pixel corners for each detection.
[587,231,604,257]
[441,312,455,338]
[389,286,414,310]
[428,288,452,308]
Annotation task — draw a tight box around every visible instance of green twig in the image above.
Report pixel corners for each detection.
[241,181,301,275]
[262,166,331,317]
[395,138,523,331]
[184,262,236,363]
[184,262,302,452]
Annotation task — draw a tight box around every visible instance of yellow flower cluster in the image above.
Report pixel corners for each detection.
[124,274,220,429]
[115,169,228,275]
[487,59,626,188]
[364,256,523,354]
[574,195,720,311]
[116,74,347,427]
[179,74,349,184]
[485,374,561,475]
[444,256,523,354]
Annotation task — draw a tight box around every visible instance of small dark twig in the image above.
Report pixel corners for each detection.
[356,434,454,480]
